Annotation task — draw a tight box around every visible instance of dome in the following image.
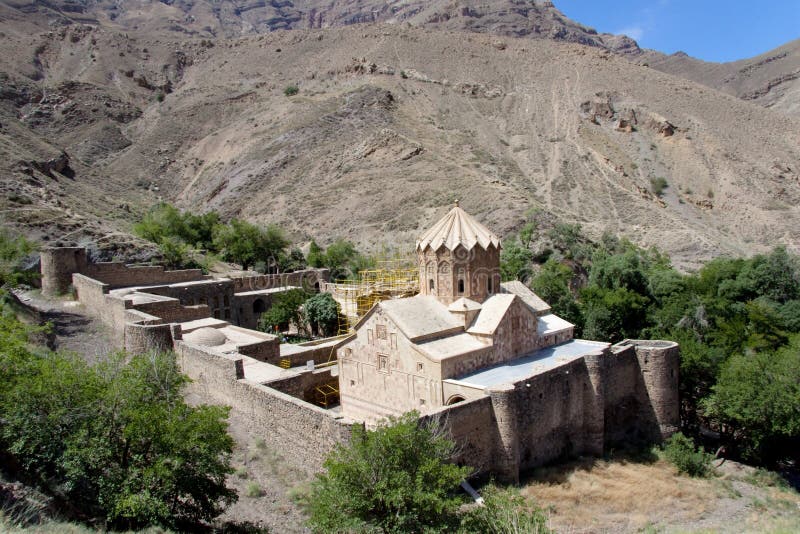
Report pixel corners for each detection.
[184,327,227,347]
[416,202,501,252]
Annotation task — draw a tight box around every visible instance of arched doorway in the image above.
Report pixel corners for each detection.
[446,395,466,406]
[253,298,266,314]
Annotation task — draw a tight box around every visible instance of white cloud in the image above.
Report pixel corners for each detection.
[617,26,645,41]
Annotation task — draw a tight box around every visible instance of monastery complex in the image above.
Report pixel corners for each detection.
[40,204,679,483]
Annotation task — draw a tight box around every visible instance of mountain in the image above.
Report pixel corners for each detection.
[639,40,800,117]
[0,1,798,268]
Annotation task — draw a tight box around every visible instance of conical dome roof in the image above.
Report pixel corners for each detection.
[416,202,501,252]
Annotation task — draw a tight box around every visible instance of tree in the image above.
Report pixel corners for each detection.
[305,292,341,337]
[0,329,237,530]
[703,334,800,464]
[500,239,533,282]
[581,286,649,342]
[0,228,37,288]
[307,411,470,533]
[280,247,307,272]
[531,259,583,330]
[323,239,359,280]
[213,219,288,272]
[459,484,551,534]
[257,288,310,335]
[307,240,325,268]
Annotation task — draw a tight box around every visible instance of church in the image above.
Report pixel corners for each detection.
[338,203,608,422]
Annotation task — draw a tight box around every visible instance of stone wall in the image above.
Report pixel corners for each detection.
[175,341,353,473]
[417,244,501,304]
[41,247,87,296]
[230,269,330,294]
[266,367,339,403]
[85,262,206,289]
[419,395,496,474]
[124,322,175,354]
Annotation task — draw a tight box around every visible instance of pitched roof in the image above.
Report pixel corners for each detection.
[467,294,516,335]
[416,203,501,252]
[500,281,551,315]
[380,295,463,341]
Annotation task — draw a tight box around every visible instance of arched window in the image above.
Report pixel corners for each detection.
[253,299,266,314]
[429,279,435,291]
[457,279,465,294]
[488,277,493,294]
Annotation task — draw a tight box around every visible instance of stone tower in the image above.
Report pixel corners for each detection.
[415,202,502,305]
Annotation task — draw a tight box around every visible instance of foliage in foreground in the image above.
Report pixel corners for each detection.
[661,432,712,478]
[307,411,471,533]
[459,485,551,534]
[0,313,236,530]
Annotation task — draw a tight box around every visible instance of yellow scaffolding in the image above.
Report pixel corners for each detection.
[328,259,419,337]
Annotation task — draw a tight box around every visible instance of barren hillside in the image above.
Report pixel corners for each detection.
[0,2,799,268]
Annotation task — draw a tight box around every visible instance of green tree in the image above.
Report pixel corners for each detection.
[0,228,37,287]
[703,335,800,463]
[324,239,359,280]
[581,286,649,342]
[307,411,470,533]
[0,334,236,530]
[280,247,307,272]
[257,288,310,335]
[500,239,534,282]
[531,259,583,331]
[305,292,341,337]
[307,240,325,268]
[213,219,288,272]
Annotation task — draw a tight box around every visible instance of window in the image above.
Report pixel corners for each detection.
[429,279,435,290]
[345,348,353,357]
[417,362,424,373]
[488,277,493,294]
[224,309,231,320]
[377,354,389,373]
[419,399,426,406]
[224,295,230,306]
[458,279,465,294]
[350,380,356,387]
[376,324,387,340]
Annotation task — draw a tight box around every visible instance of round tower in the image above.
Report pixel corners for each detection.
[40,247,88,297]
[633,340,680,440]
[415,202,501,305]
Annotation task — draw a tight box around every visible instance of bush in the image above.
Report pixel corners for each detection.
[245,483,263,498]
[459,485,551,534]
[307,411,470,533]
[257,288,309,334]
[650,177,668,196]
[662,432,711,477]
[304,292,341,337]
[284,85,299,96]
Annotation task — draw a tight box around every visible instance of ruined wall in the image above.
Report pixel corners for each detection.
[72,273,129,333]
[175,342,353,473]
[85,262,206,288]
[132,299,211,324]
[41,247,87,296]
[124,322,175,354]
[230,269,330,294]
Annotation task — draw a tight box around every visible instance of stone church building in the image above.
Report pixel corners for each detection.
[338,204,680,481]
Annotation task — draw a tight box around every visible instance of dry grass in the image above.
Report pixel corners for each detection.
[519,455,800,534]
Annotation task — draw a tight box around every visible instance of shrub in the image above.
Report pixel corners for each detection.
[304,292,341,337]
[284,85,299,96]
[459,485,551,534]
[662,432,711,477]
[650,177,668,196]
[307,411,470,533]
[245,483,263,498]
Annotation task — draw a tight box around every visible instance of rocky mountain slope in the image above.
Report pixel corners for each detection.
[639,39,800,117]
[0,1,798,268]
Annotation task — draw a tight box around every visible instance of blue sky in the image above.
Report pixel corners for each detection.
[559,1,800,63]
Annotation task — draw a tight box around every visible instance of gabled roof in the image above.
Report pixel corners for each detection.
[416,203,501,252]
[467,294,517,335]
[380,295,463,342]
[501,281,551,315]
[415,332,490,361]
[447,297,482,312]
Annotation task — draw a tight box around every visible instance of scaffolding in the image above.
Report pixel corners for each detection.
[326,259,420,337]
